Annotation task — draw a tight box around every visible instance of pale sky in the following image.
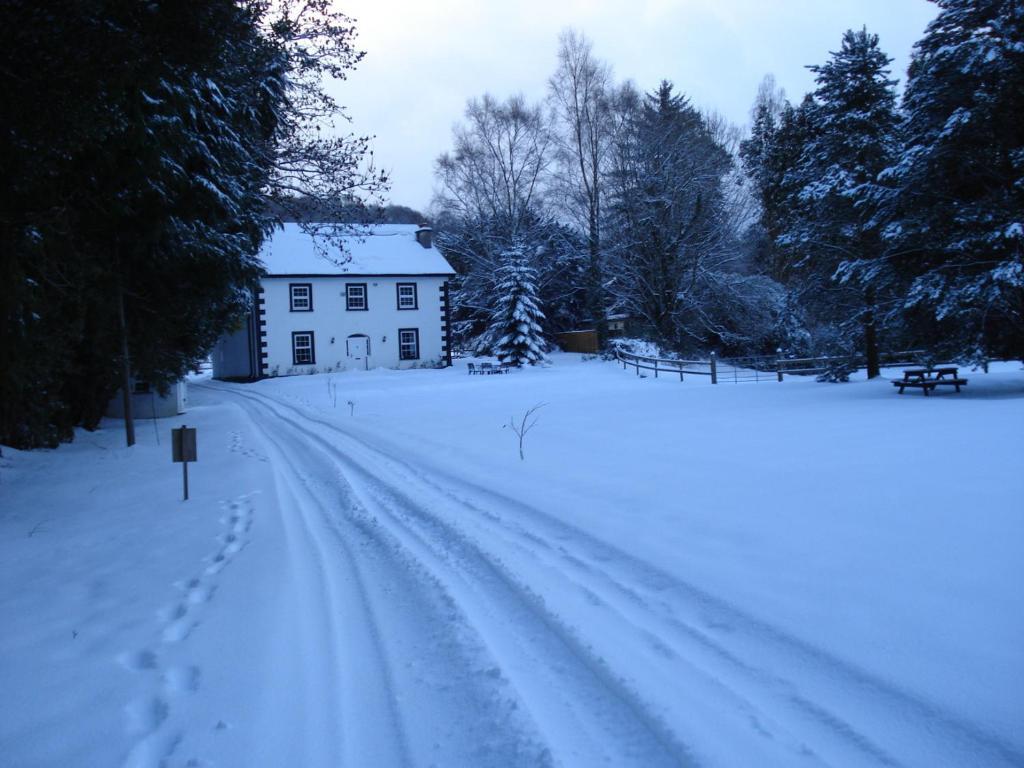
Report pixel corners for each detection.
[331,0,938,212]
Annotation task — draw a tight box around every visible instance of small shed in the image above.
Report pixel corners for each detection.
[555,330,600,353]
[606,313,630,336]
[554,314,632,353]
[106,379,187,420]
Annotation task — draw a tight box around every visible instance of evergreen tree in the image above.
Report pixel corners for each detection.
[857,0,1024,362]
[780,28,900,376]
[740,77,796,284]
[0,0,381,448]
[490,246,547,366]
[437,212,584,351]
[1,0,282,446]
[606,81,734,352]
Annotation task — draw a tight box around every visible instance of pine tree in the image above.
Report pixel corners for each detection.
[490,246,547,366]
[740,78,797,284]
[0,0,380,447]
[780,28,900,376]
[606,81,734,351]
[862,0,1024,362]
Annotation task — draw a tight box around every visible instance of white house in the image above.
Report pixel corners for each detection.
[213,224,456,379]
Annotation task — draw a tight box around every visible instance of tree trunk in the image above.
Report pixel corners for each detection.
[864,287,880,379]
[589,208,607,348]
[117,287,135,447]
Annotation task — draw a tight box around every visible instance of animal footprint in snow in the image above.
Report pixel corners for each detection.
[228,430,267,462]
[124,696,169,737]
[187,582,215,605]
[163,665,201,694]
[162,604,196,644]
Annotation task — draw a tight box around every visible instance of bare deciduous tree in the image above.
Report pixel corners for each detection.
[548,29,615,343]
[504,403,546,460]
[262,0,390,241]
[434,93,552,231]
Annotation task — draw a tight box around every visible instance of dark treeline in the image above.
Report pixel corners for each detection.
[433,0,1023,370]
[1,0,387,448]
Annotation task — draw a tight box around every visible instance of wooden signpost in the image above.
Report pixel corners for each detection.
[171,425,197,500]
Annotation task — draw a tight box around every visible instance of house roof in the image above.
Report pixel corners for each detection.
[258,223,455,277]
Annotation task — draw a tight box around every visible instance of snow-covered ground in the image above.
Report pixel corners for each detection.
[2,354,1022,767]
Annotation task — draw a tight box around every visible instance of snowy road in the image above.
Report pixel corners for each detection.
[201,379,1023,768]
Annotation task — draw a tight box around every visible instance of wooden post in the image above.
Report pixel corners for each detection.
[710,352,717,385]
[776,348,784,382]
[117,289,135,447]
[172,426,197,501]
[654,358,659,378]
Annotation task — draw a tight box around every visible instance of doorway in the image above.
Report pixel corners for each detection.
[346,334,370,370]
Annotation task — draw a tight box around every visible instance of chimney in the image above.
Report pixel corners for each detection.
[414,225,432,249]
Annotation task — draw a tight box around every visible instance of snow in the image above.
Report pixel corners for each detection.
[258,223,456,277]
[2,357,1022,767]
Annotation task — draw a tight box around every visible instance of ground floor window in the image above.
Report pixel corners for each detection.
[292,331,315,365]
[398,328,420,360]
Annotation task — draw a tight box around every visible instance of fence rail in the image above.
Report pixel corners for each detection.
[616,351,714,381]
[617,349,927,385]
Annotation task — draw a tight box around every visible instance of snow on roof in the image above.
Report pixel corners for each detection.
[258,223,455,277]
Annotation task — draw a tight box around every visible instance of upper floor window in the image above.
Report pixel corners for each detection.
[396,282,418,310]
[346,283,368,311]
[289,283,312,312]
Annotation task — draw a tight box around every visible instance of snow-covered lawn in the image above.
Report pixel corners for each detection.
[2,354,1022,767]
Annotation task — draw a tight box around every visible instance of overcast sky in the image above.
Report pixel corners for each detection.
[331,0,938,213]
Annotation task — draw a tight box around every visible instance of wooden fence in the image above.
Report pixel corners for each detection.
[617,349,926,384]
[616,351,716,381]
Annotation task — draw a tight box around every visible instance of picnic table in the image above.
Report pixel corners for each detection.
[467,362,515,375]
[892,366,968,395]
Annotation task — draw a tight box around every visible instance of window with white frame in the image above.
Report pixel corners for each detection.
[346,283,368,311]
[396,282,418,310]
[292,331,315,365]
[289,283,312,311]
[398,328,420,360]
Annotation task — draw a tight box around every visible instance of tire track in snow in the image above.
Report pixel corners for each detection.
[253,430,409,767]
[205,381,1024,768]
[234,396,553,768]
[214,384,695,767]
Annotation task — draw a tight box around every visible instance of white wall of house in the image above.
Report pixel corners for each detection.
[260,275,449,375]
[213,317,257,379]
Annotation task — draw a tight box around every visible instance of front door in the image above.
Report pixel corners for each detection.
[346,335,369,370]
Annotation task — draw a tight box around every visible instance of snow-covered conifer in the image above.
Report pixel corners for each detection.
[779,28,900,375]
[860,0,1024,362]
[490,246,547,366]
